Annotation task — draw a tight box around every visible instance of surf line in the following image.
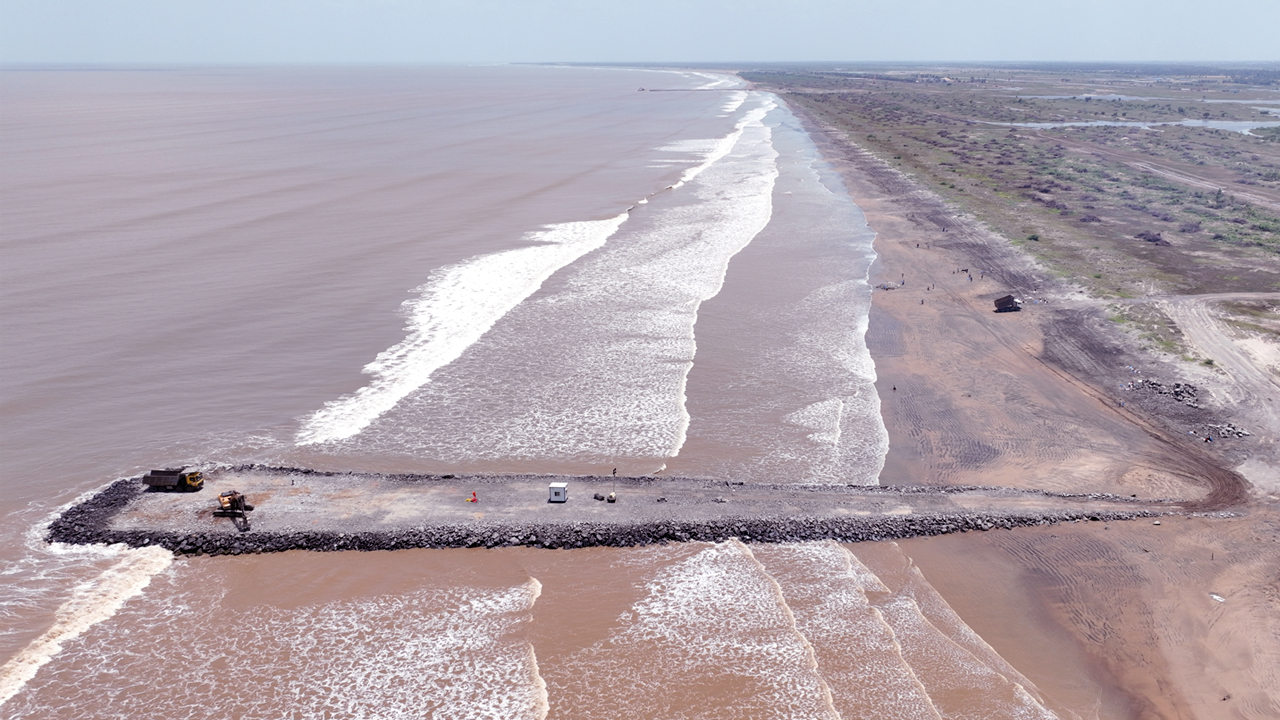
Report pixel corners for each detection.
[524,578,550,720]
[295,214,629,445]
[0,545,173,708]
[665,96,780,459]
[296,92,778,447]
[739,541,841,720]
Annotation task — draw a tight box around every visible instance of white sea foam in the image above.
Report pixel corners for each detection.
[689,72,740,90]
[298,94,775,450]
[339,93,780,463]
[529,644,550,720]
[739,544,840,719]
[650,102,887,484]
[6,575,547,719]
[720,91,749,116]
[0,545,172,708]
[548,542,839,719]
[899,564,1052,708]
[873,578,1058,719]
[784,398,845,446]
[753,543,942,720]
[774,278,886,483]
[256,578,548,720]
[296,214,628,445]
[659,98,780,456]
[669,99,774,190]
[0,492,183,709]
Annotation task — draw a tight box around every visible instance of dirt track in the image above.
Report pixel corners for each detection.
[792,107,1253,511]
[1155,293,1280,409]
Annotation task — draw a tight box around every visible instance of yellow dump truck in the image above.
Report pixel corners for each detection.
[143,468,204,492]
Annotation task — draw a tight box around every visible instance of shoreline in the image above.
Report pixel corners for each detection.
[786,99,1248,507]
[778,93,1280,718]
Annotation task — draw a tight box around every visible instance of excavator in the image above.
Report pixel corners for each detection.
[214,490,255,531]
[214,491,254,517]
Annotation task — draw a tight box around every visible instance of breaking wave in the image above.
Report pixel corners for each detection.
[296,215,628,445]
[0,545,172,708]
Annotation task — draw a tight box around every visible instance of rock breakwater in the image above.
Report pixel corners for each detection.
[47,474,1165,556]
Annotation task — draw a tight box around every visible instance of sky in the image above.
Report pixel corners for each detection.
[1,0,1277,65]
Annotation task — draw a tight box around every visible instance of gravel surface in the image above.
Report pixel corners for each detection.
[46,466,1172,556]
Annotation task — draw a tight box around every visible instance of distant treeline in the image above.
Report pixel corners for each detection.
[1227,70,1280,86]
[739,70,983,86]
[737,63,1280,86]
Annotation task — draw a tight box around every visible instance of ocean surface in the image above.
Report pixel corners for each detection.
[1,66,1058,717]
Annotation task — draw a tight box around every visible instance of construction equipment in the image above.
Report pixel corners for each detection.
[214,490,254,518]
[143,468,204,492]
[994,295,1023,313]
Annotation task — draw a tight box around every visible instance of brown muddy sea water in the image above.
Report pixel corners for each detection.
[3,66,1079,718]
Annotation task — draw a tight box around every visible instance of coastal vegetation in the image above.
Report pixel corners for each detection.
[742,65,1280,352]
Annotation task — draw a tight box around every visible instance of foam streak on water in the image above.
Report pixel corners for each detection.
[739,544,840,718]
[338,93,779,465]
[296,215,629,445]
[665,101,886,483]
[869,570,1058,720]
[549,542,838,719]
[895,564,1055,714]
[665,94,760,191]
[689,72,739,90]
[753,542,942,720]
[784,398,845,446]
[0,545,172,709]
[6,574,548,720]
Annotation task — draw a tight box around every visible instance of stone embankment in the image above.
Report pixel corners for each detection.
[46,466,1173,557]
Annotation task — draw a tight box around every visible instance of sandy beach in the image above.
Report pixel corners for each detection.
[788,102,1280,718]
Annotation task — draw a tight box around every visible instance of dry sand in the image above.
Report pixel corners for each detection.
[788,103,1279,719]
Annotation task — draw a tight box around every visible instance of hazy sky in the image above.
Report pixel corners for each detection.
[2,0,1276,65]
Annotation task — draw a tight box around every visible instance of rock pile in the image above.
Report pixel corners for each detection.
[1205,422,1250,439]
[46,478,1163,557]
[1131,378,1200,407]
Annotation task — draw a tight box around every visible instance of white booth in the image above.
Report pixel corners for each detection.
[548,482,568,503]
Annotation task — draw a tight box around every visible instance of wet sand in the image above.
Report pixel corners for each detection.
[903,507,1280,719]
[788,101,1279,717]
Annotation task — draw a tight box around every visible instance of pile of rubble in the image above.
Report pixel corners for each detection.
[1130,378,1200,408]
[1204,422,1250,439]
